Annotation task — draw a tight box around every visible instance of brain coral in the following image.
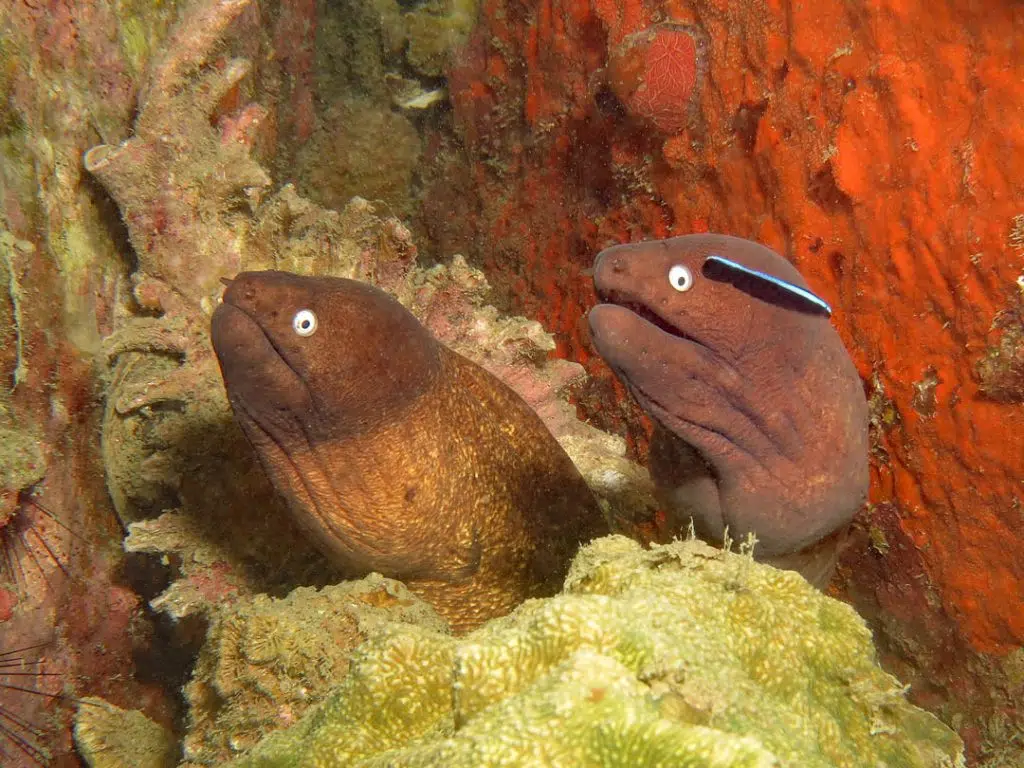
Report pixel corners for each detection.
[228,536,963,767]
[183,574,448,764]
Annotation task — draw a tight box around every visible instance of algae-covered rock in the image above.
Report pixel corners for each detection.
[228,536,964,767]
[74,696,177,768]
[0,423,44,494]
[295,96,421,216]
[402,0,478,78]
[183,574,448,765]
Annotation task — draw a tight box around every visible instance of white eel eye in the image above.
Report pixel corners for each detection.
[668,264,694,292]
[292,309,318,337]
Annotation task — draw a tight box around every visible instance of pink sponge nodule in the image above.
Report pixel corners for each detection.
[608,22,705,135]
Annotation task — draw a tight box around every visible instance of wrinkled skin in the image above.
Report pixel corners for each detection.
[588,235,869,585]
[212,271,607,632]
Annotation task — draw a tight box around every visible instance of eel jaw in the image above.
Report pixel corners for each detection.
[211,301,316,445]
[591,286,706,351]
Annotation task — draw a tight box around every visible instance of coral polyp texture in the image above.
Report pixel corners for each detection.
[226,537,963,768]
[182,575,448,764]
[82,0,270,310]
[74,697,177,768]
[607,23,704,135]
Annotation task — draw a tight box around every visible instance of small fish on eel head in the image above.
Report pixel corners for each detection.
[587,234,869,587]
[210,271,608,633]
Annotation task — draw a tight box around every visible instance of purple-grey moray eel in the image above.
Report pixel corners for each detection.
[588,234,869,586]
[211,271,607,632]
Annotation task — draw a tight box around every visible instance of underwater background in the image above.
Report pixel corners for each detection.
[0,0,1021,764]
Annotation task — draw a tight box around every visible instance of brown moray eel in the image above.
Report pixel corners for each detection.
[588,235,869,586]
[211,271,607,632]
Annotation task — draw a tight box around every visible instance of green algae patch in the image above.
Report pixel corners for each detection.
[0,423,44,494]
[51,221,110,355]
[74,696,177,768]
[0,231,32,392]
[229,536,964,767]
[114,0,184,82]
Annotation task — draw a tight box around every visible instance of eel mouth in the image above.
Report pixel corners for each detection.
[214,299,307,393]
[595,288,693,343]
[211,301,315,439]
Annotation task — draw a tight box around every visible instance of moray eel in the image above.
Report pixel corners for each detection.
[211,271,607,632]
[588,235,869,586]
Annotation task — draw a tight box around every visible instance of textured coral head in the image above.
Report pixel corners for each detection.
[607,22,705,135]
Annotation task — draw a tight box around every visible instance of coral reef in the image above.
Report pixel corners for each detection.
[91,0,330,619]
[289,0,480,210]
[271,0,318,143]
[74,697,177,768]
[0,231,33,392]
[318,0,477,84]
[182,575,447,764]
[423,0,1024,755]
[1,0,197,760]
[85,0,649,626]
[9,0,1010,761]
[401,0,480,78]
[82,0,271,310]
[294,97,421,216]
[225,536,963,767]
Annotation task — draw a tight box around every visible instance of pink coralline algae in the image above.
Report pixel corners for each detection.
[607,22,704,135]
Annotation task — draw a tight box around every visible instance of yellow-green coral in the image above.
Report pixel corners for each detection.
[74,697,177,768]
[183,574,448,763]
[229,536,964,767]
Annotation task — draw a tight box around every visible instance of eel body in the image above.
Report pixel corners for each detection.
[588,235,869,586]
[211,271,607,632]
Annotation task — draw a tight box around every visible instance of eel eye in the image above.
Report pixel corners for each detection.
[292,309,318,337]
[668,265,694,292]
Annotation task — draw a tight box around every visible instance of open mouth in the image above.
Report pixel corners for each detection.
[597,288,690,342]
